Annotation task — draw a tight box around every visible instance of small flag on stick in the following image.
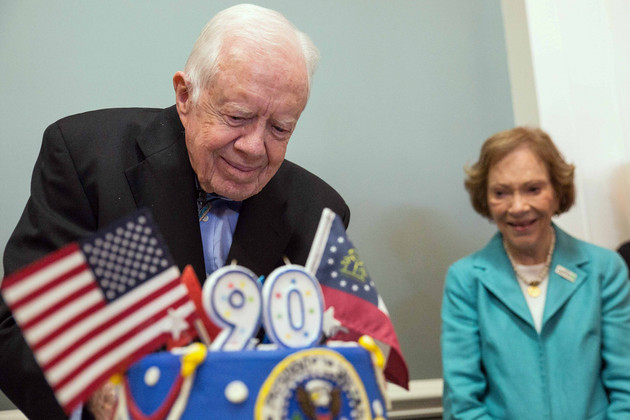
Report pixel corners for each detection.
[0,209,198,414]
[179,264,221,345]
[305,208,409,389]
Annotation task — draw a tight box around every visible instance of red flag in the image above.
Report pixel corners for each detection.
[0,210,197,414]
[305,208,409,389]
[179,264,222,343]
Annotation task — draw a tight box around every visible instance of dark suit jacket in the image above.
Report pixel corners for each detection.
[618,241,630,274]
[1,106,350,419]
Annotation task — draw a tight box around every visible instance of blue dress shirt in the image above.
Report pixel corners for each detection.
[197,192,242,277]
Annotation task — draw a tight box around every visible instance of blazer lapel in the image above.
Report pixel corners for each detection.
[124,106,206,281]
[543,225,588,326]
[475,226,591,331]
[476,233,536,328]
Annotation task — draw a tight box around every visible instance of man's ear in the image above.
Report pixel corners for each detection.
[173,71,192,120]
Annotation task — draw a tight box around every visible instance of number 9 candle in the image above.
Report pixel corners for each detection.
[202,265,262,351]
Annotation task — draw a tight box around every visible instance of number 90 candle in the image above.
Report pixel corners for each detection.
[202,264,324,351]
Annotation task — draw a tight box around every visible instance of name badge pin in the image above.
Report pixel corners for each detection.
[554,265,577,282]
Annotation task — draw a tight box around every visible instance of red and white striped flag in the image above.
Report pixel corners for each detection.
[0,210,197,414]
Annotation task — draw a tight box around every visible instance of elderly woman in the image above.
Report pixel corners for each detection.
[441,127,630,419]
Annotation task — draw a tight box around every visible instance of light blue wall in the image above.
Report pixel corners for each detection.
[0,1,512,408]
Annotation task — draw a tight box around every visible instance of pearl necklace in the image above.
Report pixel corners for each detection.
[503,229,555,298]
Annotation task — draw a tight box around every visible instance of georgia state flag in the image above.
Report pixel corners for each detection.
[305,208,409,389]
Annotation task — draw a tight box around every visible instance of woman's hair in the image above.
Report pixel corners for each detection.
[183,4,319,103]
[464,126,575,219]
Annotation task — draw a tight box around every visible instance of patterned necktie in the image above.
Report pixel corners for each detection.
[197,192,241,220]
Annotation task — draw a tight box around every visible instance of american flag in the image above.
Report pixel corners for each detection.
[305,208,409,389]
[0,210,197,414]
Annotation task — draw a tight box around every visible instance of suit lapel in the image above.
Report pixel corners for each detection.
[124,106,206,281]
[543,226,588,326]
[476,233,535,328]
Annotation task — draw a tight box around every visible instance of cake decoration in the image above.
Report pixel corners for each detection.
[254,347,371,419]
[202,264,262,351]
[144,367,161,387]
[261,264,324,348]
[224,380,249,404]
[113,343,206,420]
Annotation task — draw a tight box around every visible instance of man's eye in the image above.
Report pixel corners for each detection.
[272,125,288,134]
[228,116,245,123]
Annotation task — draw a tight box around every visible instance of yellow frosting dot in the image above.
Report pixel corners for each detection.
[110,373,123,385]
[181,343,208,377]
[358,335,385,369]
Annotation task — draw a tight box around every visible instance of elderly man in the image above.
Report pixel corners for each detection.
[1,5,349,419]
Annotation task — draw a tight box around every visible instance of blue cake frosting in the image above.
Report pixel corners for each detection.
[119,343,388,419]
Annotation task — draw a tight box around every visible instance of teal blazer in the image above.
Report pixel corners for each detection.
[442,224,630,419]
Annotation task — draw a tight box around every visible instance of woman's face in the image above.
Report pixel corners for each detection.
[486,144,559,264]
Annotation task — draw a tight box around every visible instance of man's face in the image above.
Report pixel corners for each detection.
[175,47,309,201]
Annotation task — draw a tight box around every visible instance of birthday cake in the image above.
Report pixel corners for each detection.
[111,263,390,420]
[115,341,387,419]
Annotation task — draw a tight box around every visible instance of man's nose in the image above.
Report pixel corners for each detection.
[235,121,266,156]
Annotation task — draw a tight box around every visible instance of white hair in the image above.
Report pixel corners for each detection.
[184,4,319,103]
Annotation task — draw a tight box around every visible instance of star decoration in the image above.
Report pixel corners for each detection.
[322,307,348,337]
[164,308,190,340]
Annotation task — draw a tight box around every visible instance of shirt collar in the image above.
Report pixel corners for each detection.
[195,177,242,215]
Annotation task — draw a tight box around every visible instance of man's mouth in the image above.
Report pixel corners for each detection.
[222,157,260,174]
